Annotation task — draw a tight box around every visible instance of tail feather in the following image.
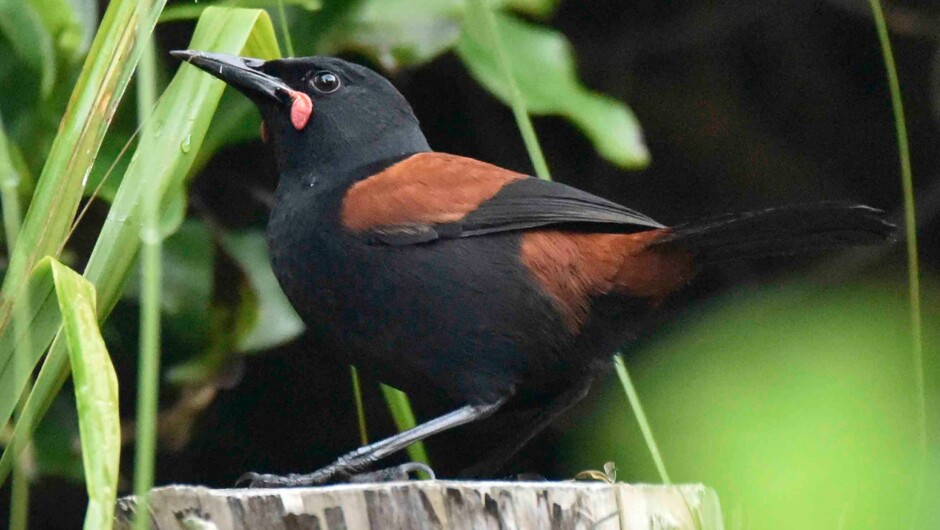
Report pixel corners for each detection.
[655,202,897,263]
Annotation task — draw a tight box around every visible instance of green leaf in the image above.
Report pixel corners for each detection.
[500,0,557,17]
[325,0,558,69]
[0,258,119,526]
[0,0,167,337]
[222,229,304,353]
[49,260,119,530]
[325,0,463,70]
[0,7,282,485]
[159,0,321,23]
[0,258,59,433]
[380,384,429,468]
[457,11,649,168]
[0,0,57,96]
[28,0,97,61]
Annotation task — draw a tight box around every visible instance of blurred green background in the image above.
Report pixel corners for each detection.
[1,0,938,528]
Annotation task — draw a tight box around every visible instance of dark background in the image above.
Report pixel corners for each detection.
[4,0,939,527]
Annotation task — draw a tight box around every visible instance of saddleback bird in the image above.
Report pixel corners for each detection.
[171,50,895,487]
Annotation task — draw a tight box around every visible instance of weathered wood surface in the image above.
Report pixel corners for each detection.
[114,481,723,530]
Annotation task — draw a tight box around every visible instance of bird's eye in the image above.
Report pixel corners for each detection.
[311,71,341,94]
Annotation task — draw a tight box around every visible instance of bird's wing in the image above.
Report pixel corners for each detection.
[341,152,664,246]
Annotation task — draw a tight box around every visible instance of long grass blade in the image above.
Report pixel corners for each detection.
[0,6,282,484]
[866,2,925,526]
[866,0,924,457]
[380,384,430,466]
[351,366,369,445]
[0,110,30,530]
[49,260,120,530]
[0,0,166,331]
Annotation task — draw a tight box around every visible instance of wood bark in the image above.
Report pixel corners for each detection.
[115,481,723,530]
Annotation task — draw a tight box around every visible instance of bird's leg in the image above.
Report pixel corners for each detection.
[458,377,594,479]
[346,462,436,483]
[240,397,507,487]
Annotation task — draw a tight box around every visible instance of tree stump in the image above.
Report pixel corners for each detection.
[114,481,723,530]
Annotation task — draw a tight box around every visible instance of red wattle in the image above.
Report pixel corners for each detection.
[288,90,313,131]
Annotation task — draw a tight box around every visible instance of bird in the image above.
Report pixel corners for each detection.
[170,49,896,487]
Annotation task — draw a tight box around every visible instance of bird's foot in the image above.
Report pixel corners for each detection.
[347,462,436,483]
[237,462,435,488]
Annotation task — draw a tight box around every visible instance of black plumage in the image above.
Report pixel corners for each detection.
[171,50,896,486]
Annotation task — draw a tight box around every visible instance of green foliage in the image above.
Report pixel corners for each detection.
[51,260,120,530]
[322,0,648,168]
[457,8,648,168]
[0,0,283,504]
[0,0,165,319]
[0,258,119,528]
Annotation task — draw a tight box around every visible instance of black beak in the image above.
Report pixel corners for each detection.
[171,50,292,105]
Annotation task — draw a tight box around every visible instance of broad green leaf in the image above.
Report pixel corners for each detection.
[0,7,282,484]
[0,0,167,337]
[49,260,119,530]
[325,0,557,69]
[457,11,649,168]
[222,229,304,353]
[501,0,556,17]
[326,0,463,70]
[191,84,260,176]
[160,0,320,23]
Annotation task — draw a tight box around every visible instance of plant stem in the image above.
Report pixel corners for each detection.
[866,0,924,454]
[276,0,295,57]
[472,0,670,484]
[351,366,369,445]
[132,6,162,529]
[470,0,550,180]
[614,356,671,483]
[867,1,926,526]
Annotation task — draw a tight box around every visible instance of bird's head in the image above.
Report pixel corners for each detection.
[171,50,429,183]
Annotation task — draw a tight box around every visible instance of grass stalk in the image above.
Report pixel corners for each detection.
[471,0,670,482]
[131,11,162,530]
[865,0,925,457]
[469,0,550,180]
[867,2,926,526]
[350,366,369,445]
[614,356,671,483]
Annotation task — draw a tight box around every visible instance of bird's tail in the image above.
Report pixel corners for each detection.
[653,202,897,264]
